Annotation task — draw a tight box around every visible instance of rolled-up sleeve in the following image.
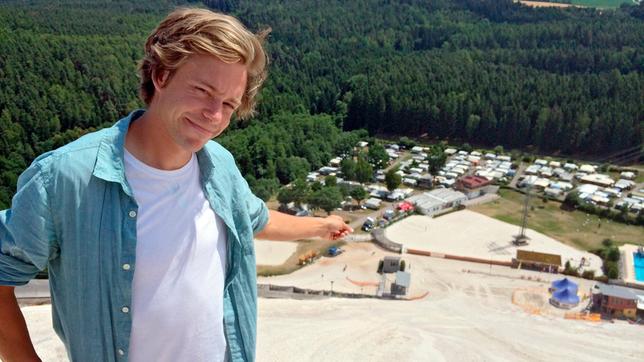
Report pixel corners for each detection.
[246,190,269,235]
[0,161,56,286]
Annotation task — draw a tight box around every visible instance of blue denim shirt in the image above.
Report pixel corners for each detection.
[0,110,268,361]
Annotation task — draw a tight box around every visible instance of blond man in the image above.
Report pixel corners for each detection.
[0,8,352,362]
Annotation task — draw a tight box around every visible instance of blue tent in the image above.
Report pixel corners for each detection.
[551,287,580,308]
[551,277,578,293]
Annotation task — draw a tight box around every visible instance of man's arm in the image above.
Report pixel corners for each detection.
[0,286,41,362]
[255,210,353,241]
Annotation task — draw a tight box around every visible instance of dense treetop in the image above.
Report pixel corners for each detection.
[0,0,642,207]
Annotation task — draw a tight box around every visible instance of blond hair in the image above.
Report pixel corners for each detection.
[138,8,269,119]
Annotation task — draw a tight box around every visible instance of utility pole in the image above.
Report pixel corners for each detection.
[513,185,531,245]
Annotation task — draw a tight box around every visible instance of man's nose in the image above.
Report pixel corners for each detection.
[202,101,223,122]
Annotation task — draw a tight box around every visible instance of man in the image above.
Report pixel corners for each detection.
[0,8,352,362]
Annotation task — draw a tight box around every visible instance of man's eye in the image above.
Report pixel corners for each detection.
[195,87,207,94]
[224,102,235,109]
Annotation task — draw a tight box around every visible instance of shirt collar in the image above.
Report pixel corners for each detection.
[92,109,218,195]
[92,109,143,196]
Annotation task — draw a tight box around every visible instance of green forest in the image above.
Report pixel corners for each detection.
[0,0,642,208]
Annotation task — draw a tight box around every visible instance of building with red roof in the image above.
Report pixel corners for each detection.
[455,175,492,199]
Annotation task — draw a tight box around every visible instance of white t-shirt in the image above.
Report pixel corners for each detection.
[124,149,228,362]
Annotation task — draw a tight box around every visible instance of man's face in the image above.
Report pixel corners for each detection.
[151,54,247,153]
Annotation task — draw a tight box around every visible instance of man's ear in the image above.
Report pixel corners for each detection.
[152,69,170,90]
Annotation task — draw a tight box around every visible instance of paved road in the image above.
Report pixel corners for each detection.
[342,234,373,242]
[509,162,526,189]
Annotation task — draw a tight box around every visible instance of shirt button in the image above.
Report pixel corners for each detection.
[122,264,131,271]
[117,349,125,356]
[128,210,137,218]
[121,306,130,314]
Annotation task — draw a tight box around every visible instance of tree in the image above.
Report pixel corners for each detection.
[340,158,357,181]
[606,247,620,262]
[368,143,389,170]
[385,168,401,192]
[465,114,480,139]
[563,191,581,208]
[581,270,595,280]
[605,262,619,279]
[355,155,373,184]
[277,186,295,206]
[310,181,323,191]
[350,187,367,206]
[251,177,280,202]
[308,186,343,215]
[276,156,310,184]
[324,175,337,187]
[277,178,309,207]
[602,238,613,248]
[398,136,416,149]
[426,148,447,174]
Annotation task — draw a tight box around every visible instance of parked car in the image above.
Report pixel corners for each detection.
[362,217,375,231]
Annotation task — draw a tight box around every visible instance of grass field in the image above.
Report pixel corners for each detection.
[570,0,636,8]
[519,0,636,8]
[470,188,644,251]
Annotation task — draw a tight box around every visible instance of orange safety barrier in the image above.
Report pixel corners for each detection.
[345,276,379,287]
[564,312,601,322]
[404,291,430,301]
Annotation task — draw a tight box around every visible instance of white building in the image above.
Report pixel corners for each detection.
[403,178,418,186]
[406,189,467,216]
[444,148,457,155]
[577,184,599,195]
[579,164,596,173]
[329,157,342,167]
[620,171,636,180]
[563,163,578,171]
[525,165,541,175]
[544,188,563,198]
[615,179,635,190]
[364,198,382,210]
[580,174,615,188]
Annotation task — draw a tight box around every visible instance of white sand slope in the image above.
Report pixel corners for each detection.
[21,305,67,361]
[385,211,603,275]
[22,242,643,361]
[254,239,298,266]
[257,244,642,362]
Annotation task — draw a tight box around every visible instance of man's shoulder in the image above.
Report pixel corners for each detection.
[31,126,115,175]
[202,140,236,165]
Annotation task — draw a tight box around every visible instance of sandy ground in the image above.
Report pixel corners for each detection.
[21,305,68,361]
[260,242,643,361]
[21,241,644,361]
[254,239,298,266]
[385,210,604,275]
